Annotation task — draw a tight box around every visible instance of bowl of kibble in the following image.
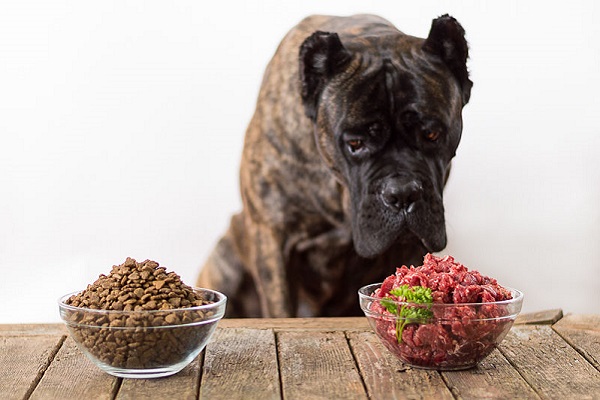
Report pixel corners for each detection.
[359,254,523,371]
[58,258,227,378]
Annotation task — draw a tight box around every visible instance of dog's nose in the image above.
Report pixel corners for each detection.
[381,179,423,211]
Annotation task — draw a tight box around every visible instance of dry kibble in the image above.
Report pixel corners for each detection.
[64,257,216,369]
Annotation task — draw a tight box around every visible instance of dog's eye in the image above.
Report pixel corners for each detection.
[368,123,382,136]
[424,130,440,142]
[347,139,365,153]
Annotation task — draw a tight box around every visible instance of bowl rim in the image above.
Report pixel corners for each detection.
[359,282,523,308]
[58,286,228,316]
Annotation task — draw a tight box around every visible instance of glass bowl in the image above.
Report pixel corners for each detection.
[358,283,523,370]
[58,287,226,378]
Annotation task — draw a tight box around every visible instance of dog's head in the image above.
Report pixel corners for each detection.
[299,15,472,258]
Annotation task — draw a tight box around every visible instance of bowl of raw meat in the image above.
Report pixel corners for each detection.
[358,254,523,370]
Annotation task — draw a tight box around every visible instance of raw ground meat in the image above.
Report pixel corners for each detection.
[369,254,516,369]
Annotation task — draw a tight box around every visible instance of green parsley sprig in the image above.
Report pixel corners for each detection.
[380,285,434,343]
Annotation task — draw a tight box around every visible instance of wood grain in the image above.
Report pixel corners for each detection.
[0,334,65,400]
[219,316,370,331]
[0,309,560,335]
[499,324,600,399]
[29,336,117,400]
[218,311,561,332]
[199,328,280,400]
[441,349,540,399]
[515,309,563,325]
[553,314,600,370]
[0,323,67,335]
[116,356,202,400]
[347,330,453,400]
[278,330,366,400]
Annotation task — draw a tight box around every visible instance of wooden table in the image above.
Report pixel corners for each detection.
[2,310,599,399]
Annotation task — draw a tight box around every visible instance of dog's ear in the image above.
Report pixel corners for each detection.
[423,15,473,105]
[299,31,352,120]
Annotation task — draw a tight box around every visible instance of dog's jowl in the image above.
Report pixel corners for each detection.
[197,14,472,318]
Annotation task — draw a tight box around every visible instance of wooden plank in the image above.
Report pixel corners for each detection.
[29,336,117,400]
[278,330,367,400]
[499,324,600,398]
[0,323,67,336]
[219,316,370,331]
[347,330,453,400]
[212,310,566,331]
[200,328,280,400]
[515,309,563,325]
[0,334,65,400]
[441,349,540,399]
[553,314,600,370]
[116,356,202,400]
[0,310,562,334]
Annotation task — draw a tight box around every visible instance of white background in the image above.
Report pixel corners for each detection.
[1,1,598,323]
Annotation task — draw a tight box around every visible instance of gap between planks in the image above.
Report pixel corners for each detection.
[23,334,68,400]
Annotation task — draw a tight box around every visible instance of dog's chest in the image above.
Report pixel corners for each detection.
[288,230,428,317]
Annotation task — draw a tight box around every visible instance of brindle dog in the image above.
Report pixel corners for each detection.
[197,14,472,317]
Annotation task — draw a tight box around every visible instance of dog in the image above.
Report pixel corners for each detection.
[197,14,472,318]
